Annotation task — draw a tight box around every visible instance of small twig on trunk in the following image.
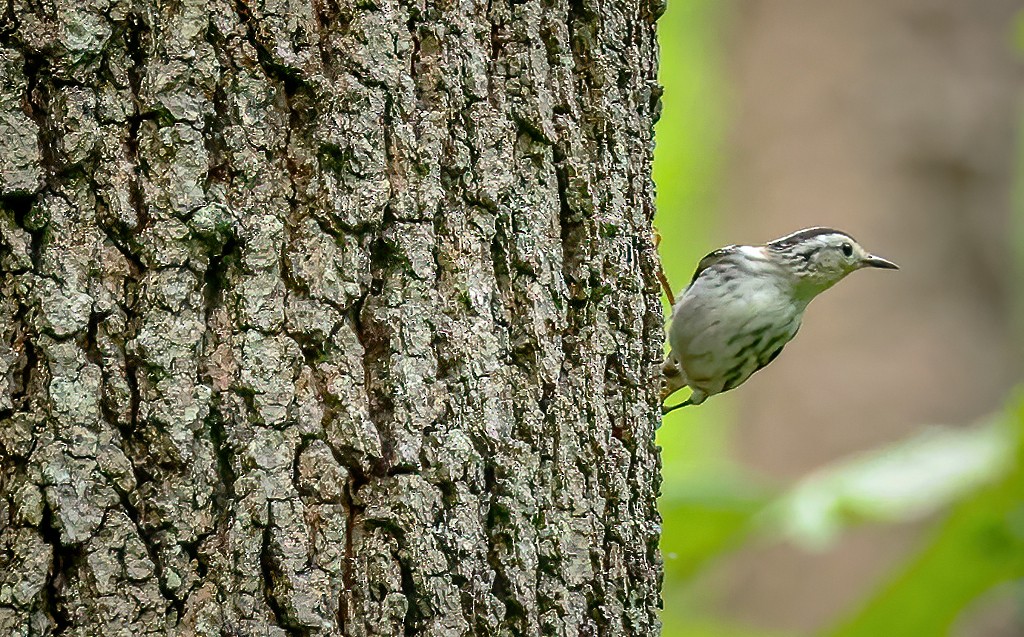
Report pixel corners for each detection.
[654,228,675,306]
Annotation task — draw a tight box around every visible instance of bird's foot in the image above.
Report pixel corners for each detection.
[661,397,693,415]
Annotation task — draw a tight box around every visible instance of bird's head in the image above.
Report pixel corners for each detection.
[767,227,898,298]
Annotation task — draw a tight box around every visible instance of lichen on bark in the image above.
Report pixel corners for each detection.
[0,0,665,634]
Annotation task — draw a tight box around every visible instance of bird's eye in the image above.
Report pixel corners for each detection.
[841,243,853,257]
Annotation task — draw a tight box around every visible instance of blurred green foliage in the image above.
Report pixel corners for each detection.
[653,3,1024,636]
[827,402,1024,636]
[654,0,763,633]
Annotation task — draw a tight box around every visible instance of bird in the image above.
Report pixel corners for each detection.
[661,227,898,414]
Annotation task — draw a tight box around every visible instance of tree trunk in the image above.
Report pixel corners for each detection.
[0,0,664,635]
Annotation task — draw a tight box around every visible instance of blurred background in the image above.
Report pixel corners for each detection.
[653,1,1024,635]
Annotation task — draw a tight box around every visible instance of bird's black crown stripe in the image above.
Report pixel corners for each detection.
[767,227,853,250]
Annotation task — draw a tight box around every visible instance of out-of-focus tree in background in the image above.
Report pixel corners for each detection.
[654,1,1024,636]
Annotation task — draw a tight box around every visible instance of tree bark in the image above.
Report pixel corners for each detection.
[0,0,664,634]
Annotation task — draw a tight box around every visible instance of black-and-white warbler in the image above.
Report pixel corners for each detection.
[661,227,898,413]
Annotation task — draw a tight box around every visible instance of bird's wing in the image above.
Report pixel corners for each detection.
[690,246,737,283]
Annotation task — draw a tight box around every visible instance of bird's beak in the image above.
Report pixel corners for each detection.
[863,254,899,270]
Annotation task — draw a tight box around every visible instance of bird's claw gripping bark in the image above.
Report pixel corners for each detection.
[660,357,691,415]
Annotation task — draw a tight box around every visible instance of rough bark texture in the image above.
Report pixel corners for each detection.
[0,0,664,635]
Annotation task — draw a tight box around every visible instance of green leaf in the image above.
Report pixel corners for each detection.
[760,419,1014,549]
